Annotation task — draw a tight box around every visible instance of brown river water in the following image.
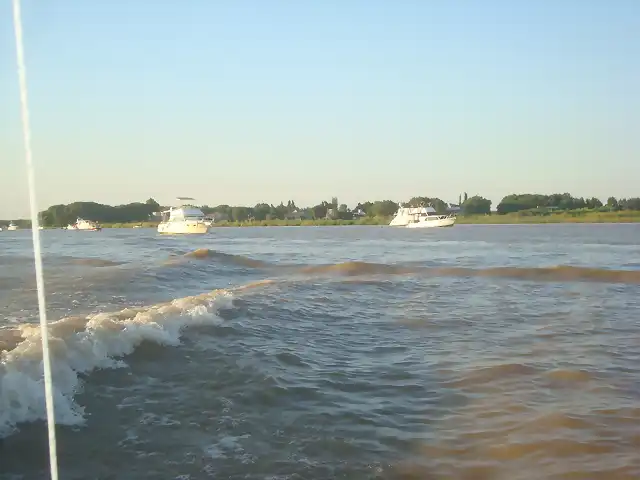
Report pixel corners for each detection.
[0,224,639,479]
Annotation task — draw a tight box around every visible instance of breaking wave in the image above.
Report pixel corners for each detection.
[0,287,243,439]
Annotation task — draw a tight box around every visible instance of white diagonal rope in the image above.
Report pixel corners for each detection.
[11,1,59,479]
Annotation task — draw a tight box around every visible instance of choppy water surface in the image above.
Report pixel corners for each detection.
[1,224,639,479]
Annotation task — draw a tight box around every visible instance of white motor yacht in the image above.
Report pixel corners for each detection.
[389,206,456,228]
[66,218,102,231]
[157,197,210,234]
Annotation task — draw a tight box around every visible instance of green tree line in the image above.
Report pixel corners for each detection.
[201,197,401,222]
[496,193,640,214]
[2,193,639,227]
[35,198,161,227]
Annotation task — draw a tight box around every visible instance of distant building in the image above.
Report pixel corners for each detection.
[285,209,313,220]
[325,208,338,220]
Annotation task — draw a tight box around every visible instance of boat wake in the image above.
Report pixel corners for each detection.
[179,248,640,284]
[2,246,639,440]
[9,247,636,286]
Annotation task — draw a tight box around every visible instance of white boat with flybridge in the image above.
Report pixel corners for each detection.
[389,206,456,228]
[7,222,18,231]
[66,218,102,231]
[157,197,210,234]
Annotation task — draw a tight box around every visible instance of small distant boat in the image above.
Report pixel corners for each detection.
[7,222,18,231]
[157,197,210,234]
[66,217,102,231]
[389,206,456,228]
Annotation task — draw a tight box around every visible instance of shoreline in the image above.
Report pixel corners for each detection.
[5,211,639,230]
[454,212,640,225]
[99,212,640,228]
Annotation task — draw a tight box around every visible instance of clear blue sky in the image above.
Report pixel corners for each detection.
[1,0,638,218]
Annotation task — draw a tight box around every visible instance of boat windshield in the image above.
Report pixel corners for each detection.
[166,207,204,221]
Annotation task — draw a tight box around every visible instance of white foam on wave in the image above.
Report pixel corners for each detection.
[0,289,234,438]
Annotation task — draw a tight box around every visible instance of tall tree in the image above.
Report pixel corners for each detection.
[370,200,399,217]
[462,196,491,215]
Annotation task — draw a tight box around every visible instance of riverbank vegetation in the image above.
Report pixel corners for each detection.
[457,209,640,224]
[2,193,639,228]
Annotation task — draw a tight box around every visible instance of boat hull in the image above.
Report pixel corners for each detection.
[157,222,210,234]
[389,217,409,227]
[406,217,456,228]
